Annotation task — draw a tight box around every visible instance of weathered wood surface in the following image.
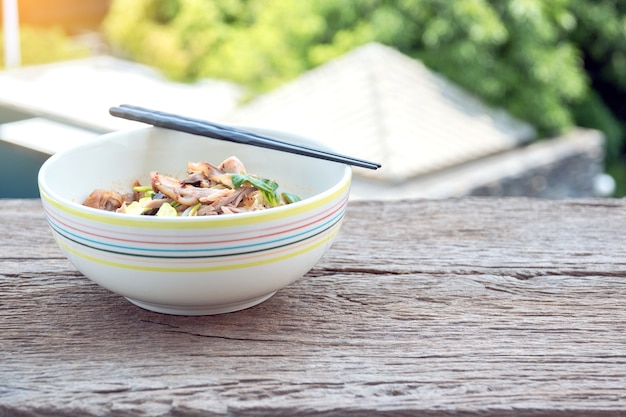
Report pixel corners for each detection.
[2,197,626,417]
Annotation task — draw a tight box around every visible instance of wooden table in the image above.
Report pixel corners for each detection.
[2,198,626,416]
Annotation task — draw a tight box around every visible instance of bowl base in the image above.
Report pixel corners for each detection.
[125,292,277,316]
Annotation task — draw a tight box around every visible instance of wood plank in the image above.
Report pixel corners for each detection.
[1,198,626,416]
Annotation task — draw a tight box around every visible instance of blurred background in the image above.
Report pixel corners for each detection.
[1,0,625,199]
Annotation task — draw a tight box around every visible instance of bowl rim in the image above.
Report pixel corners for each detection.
[38,126,352,229]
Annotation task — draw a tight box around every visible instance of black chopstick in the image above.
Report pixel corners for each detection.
[109,104,381,170]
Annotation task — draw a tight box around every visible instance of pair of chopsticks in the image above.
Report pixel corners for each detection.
[109,104,381,170]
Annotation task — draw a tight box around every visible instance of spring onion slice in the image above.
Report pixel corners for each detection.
[281,192,301,204]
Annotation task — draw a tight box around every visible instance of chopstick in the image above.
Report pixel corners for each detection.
[109,104,381,170]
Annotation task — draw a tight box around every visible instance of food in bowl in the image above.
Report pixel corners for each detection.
[38,126,351,315]
[83,156,301,217]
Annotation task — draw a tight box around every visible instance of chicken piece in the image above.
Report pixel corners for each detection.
[221,206,248,215]
[195,205,218,216]
[240,190,264,211]
[151,171,232,206]
[83,189,125,212]
[218,156,246,174]
[210,187,254,212]
[187,161,223,181]
[181,172,211,188]
[210,173,234,189]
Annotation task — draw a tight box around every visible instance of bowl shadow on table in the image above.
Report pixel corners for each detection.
[51,274,318,343]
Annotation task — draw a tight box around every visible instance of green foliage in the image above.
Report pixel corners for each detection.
[102,0,592,135]
[566,1,626,195]
[0,26,90,69]
[103,0,322,91]
[378,0,588,136]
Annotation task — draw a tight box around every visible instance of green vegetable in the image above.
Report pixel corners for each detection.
[230,173,280,207]
[188,203,201,216]
[281,192,301,204]
[132,185,155,199]
[133,185,153,193]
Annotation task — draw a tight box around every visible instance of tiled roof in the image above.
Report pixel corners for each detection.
[221,42,536,181]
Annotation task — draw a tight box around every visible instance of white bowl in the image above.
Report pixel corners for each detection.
[38,126,351,315]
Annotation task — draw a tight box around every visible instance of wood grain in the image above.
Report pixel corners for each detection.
[1,198,626,416]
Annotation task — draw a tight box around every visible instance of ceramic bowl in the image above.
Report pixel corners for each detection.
[38,126,351,315]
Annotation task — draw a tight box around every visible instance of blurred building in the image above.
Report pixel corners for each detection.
[221,43,610,199]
